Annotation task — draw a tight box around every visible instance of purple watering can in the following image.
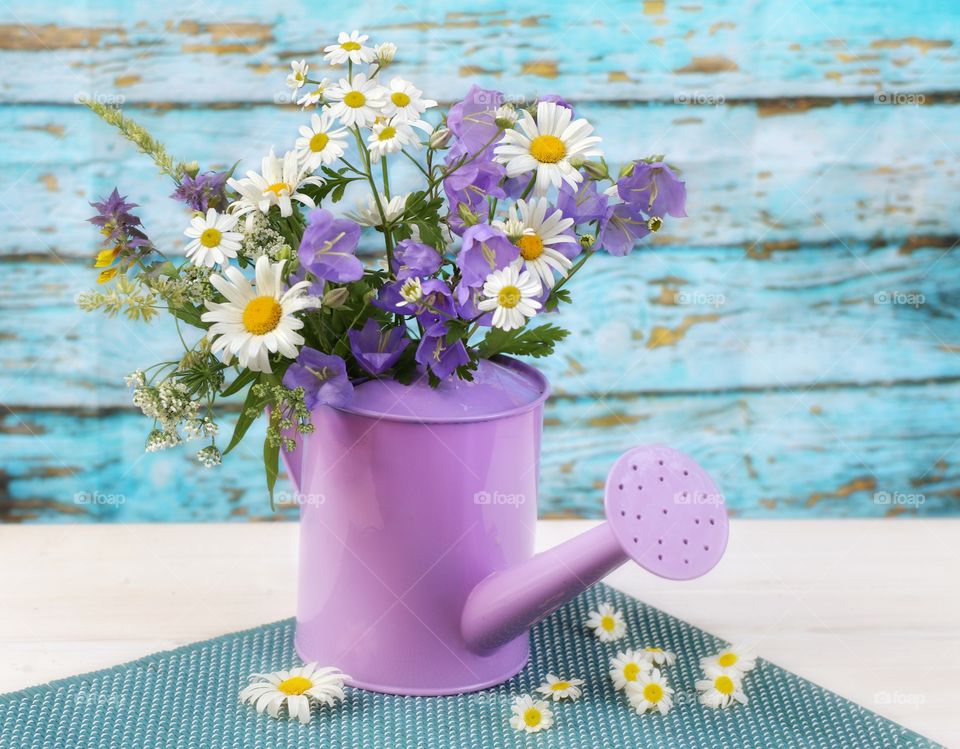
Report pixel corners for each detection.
[283,358,728,696]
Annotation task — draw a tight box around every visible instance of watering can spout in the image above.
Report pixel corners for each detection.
[461,445,729,654]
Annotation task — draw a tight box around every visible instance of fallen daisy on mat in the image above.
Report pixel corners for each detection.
[239,663,348,724]
[700,644,756,675]
[639,646,676,668]
[696,665,749,709]
[626,667,674,715]
[609,649,651,691]
[585,602,627,642]
[536,674,585,701]
[509,695,554,733]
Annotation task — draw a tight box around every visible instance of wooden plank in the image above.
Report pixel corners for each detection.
[3,380,959,521]
[3,100,959,252]
[0,0,956,103]
[3,239,959,407]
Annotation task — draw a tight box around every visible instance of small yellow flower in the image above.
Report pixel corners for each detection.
[585,602,627,642]
[536,673,585,701]
[94,248,118,268]
[97,267,119,284]
[509,695,554,733]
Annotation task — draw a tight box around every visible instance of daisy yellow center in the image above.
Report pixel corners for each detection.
[199,228,222,248]
[623,662,641,681]
[550,681,570,692]
[529,134,566,163]
[523,707,542,727]
[378,126,397,141]
[391,91,411,107]
[516,233,544,260]
[265,182,290,196]
[645,647,662,653]
[600,615,616,631]
[643,683,664,702]
[309,132,330,152]
[243,296,283,335]
[341,41,362,51]
[277,676,313,695]
[718,653,738,667]
[343,91,366,108]
[497,285,521,309]
[715,675,735,695]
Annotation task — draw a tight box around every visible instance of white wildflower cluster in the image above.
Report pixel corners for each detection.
[150,264,216,305]
[127,370,219,463]
[239,210,289,261]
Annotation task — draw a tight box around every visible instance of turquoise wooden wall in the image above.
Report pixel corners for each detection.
[1,0,958,521]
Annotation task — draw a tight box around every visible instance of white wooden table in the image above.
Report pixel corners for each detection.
[1,520,957,747]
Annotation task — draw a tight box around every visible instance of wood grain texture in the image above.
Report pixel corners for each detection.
[3,379,959,521]
[0,0,956,102]
[1,0,958,520]
[3,100,959,251]
[2,240,958,407]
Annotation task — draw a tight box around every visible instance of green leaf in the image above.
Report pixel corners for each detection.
[223,374,265,455]
[169,303,204,328]
[476,323,571,360]
[220,367,258,398]
[264,434,280,511]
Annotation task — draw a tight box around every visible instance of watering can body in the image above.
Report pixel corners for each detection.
[289,357,548,695]
[285,357,729,695]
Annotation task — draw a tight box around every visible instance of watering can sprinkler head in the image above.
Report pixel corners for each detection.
[461,444,729,653]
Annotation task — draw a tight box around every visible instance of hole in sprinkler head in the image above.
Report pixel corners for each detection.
[638,485,643,491]
[709,518,715,525]
[658,459,664,466]
[683,470,689,476]
[657,554,663,561]
[704,545,710,551]
[682,538,688,545]
[684,559,689,564]
[632,464,637,471]
[662,508,668,515]
[694,518,701,525]
[658,476,664,482]
[620,510,626,517]
[635,513,641,520]
[619,483,624,491]
[657,538,663,545]
[633,537,638,543]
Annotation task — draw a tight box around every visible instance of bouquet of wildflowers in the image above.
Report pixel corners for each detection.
[79,30,687,499]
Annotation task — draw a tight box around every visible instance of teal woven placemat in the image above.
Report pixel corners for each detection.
[0,584,941,748]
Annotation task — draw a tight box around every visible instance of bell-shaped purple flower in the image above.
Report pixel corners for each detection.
[375,278,456,336]
[392,239,442,280]
[446,84,504,155]
[558,174,611,225]
[348,319,409,376]
[455,224,518,290]
[597,203,651,256]
[617,162,687,218]
[282,348,354,410]
[415,334,470,380]
[298,209,364,283]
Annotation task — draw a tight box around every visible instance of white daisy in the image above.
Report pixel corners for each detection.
[296,78,329,109]
[296,111,349,172]
[696,665,749,709]
[381,77,437,123]
[609,649,651,691]
[477,265,542,332]
[640,647,677,668]
[494,101,603,194]
[344,192,407,228]
[286,59,308,91]
[183,208,242,268]
[494,197,576,289]
[239,663,348,725]
[374,41,397,65]
[326,73,387,128]
[201,256,318,373]
[585,603,627,643]
[701,645,757,675]
[626,668,674,715]
[227,148,322,225]
[495,103,518,128]
[536,674,585,702]
[509,695,553,734]
[367,120,421,163]
[323,30,376,66]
